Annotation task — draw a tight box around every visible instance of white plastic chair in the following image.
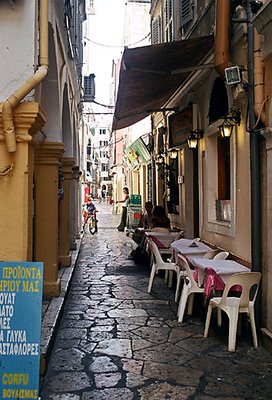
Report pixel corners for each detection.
[213,251,229,260]
[188,237,201,246]
[177,254,204,323]
[147,239,182,300]
[203,249,221,259]
[174,230,185,241]
[151,227,170,233]
[204,271,261,352]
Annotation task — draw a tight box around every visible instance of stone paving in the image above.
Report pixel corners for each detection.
[40,203,272,399]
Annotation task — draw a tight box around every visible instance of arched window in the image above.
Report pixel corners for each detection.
[208,78,228,124]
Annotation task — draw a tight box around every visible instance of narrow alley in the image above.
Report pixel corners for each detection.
[40,202,272,400]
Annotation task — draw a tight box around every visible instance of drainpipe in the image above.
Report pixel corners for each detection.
[254,32,266,125]
[2,0,48,153]
[215,0,262,324]
[214,0,231,78]
[245,0,262,330]
[150,115,157,206]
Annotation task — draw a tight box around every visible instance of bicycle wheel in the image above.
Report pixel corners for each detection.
[89,217,96,234]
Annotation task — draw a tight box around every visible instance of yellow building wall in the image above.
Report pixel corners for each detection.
[0,102,45,261]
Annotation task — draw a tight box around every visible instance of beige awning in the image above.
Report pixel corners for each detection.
[112,35,214,131]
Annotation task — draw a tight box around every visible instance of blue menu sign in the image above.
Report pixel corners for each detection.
[0,262,43,399]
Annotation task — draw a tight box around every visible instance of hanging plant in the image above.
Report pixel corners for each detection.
[58,164,64,201]
[58,187,64,201]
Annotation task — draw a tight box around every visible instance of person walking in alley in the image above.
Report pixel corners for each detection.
[116,187,130,231]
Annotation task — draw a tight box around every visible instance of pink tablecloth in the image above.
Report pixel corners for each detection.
[194,267,242,298]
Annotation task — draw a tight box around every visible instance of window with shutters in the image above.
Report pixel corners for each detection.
[84,74,95,102]
[179,0,194,28]
[165,0,173,42]
[151,16,162,44]
[88,0,95,14]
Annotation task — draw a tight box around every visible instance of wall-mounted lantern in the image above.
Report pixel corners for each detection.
[156,154,164,166]
[187,129,204,149]
[218,109,241,138]
[169,149,178,159]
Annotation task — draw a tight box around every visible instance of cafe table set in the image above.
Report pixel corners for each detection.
[144,233,251,298]
[146,234,260,352]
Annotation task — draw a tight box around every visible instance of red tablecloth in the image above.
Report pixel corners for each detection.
[194,267,242,298]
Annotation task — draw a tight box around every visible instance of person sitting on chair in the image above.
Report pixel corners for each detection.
[132,202,153,245]
[138,201,153,229]
[151,205,171,230]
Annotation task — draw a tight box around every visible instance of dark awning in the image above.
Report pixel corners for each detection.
[112,35,214,131]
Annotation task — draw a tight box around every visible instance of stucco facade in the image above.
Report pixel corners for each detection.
[0,0,85,297]
[149,0,272,349]
[112,0,272,349]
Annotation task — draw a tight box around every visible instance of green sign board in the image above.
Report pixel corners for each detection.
[124,137,151,169]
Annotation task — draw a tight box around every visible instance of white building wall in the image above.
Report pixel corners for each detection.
[0,0,37,101]
[121,1,151,201]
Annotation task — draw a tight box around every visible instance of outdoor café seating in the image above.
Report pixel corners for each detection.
[203,249,221,259]
[191,258,250,298]
[146,233,262,353]
[177,253,204,323]
[212,251,229,260]
[147,239,184,299]
[204,271,261,352]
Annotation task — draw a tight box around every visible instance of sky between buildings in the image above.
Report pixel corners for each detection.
[87,0,126,106]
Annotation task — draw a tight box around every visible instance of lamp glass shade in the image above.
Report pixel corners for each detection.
[156,155,164,165]
[219,123,233,138]
[187,136,198,149]
[170,149,178,158]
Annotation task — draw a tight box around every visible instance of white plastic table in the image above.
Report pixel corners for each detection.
[170,238,211,259]
[191,258,250,287]
[145,231,178,249]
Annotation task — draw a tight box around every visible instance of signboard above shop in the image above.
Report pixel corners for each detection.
[124,136,151,169]
[168,105,193,148]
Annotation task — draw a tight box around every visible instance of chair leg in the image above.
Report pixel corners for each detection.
[149,253,153,270]
[217,308,222,327]
[147,265,157,293]
[167,270,173,288]
[175,272,183,302]
[227,309,239,352]
[177,284,189,323]
[248,308,258,349]
[237,314,242,336]
[187,293,194,315]
[204,304,213,338]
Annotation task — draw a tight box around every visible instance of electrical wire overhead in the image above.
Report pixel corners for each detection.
[92,100,115,108]
[84,32,150,48]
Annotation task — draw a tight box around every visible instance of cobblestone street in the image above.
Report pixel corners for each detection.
[40,203,272,400]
